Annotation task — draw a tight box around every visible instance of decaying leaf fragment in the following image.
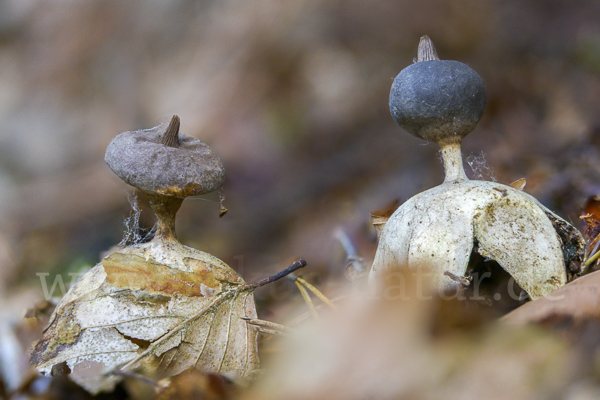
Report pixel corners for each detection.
[31,228,259,394]
[369,199,400,240]
[370,37,585,299]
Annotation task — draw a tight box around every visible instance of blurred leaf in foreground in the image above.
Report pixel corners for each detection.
[248,271,587,400]
[503,270,600,325]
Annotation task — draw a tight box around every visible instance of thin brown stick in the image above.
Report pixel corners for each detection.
[585,230,600,258]
[244,258,307,289]
[112,369,160,388]
[241,317,290,334]
[444,271,472,287]
[255,328,287,336]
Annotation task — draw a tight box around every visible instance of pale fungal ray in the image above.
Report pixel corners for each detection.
[371,180,581,299]
[473,186,567,298]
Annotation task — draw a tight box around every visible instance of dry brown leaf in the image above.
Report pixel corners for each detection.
[583,196,600,224]
[503,270,600,324]
[509,177,526,191]
[30,241,260,394]
[369,199,400,239]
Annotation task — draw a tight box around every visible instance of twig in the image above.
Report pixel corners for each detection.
[335,229,366,273]
[244,258,307,289]
[240,317,290,335]
[586,233,600,258]
[255,328,286,336]
[112,369,160,388]
[444,271,472,287]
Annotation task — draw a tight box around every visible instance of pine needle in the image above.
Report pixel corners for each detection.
[294,280,319,321]
[294,276,337,310]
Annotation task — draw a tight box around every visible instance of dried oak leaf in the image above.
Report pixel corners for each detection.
[30,241,259,394]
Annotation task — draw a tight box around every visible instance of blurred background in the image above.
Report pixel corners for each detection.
[1,0,600,317]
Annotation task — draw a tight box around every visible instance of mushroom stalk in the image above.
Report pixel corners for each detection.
[440,141,468,183]
[146,193,183,242]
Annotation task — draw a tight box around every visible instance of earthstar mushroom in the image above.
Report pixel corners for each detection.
[370,36,585,299]
[31,116,259,394]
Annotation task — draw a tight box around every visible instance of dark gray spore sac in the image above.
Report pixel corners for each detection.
[389,60,486,143]
[105,129,225,197]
